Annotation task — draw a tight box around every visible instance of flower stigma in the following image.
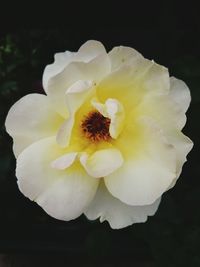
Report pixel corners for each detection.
[81,110,112,143]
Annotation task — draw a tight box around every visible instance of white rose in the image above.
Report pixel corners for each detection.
[5,40,193,229]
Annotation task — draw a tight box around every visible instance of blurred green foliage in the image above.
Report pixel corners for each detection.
[0,30,199,266]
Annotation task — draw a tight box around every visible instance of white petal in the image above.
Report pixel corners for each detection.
[47,51,111,117]
[56,117,74,148]
[104,117,176,206]
[78,40,107,61]
[135,92,187,131]
[170,77,191,113]
[84,182,161,229]
[167,131,193,189]
[43,51,75,92]
[5,94,63,157]
[66,80,94,112]
[142,61,170,95]
[16,137,99,220]
[43,40,107,93]
[56,80,94,147]
[96,58,169,117]
[51,152,78,170]
[80,148,123,178]
[109,45,143,71]
[92,98,125,139]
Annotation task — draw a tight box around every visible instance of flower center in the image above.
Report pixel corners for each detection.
[81,111,111,142]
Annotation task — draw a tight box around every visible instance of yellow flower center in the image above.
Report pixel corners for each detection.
[81,110,111,143]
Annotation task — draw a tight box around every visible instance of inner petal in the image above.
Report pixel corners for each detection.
[80,148,123,178]
[91,98,125,139]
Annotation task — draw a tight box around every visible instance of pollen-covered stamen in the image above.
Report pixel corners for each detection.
[81,111,111,142]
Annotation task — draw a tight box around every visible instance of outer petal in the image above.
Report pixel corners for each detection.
[169,77,191,113]
[80,148,123,178]
[47,49,111,117]
[78,40,107,61]
[43,51,75,92]
[135,93,187,131]
[96,58,170,116]
[109,45,143,71]
[84,182,161,229]
[105,117,176,206]
[16,137,99,220]
[43,40,107,92]
[134,84,193,178]
[5,94,63,157]
[167,131,193,188]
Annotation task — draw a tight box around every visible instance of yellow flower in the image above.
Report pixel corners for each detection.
[5,41,193,229]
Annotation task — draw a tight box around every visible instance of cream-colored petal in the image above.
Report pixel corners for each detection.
[5,94,63,157]
[135,92,186,131]
[47,52,111,117]
[92,98,125,139]
[43,51,75,92]
[78,40,107,61]
[56,80,94,147]
[109,45,143,71]
[16,137,99,221]
[104,117,176,206]
[142,61,170,95]
[80,148,123,178]
[166,131,193,189]
[84,182,161,229]
[43,40,107,93]
[96,58,170,117]
[169,77,191,113]
[51,152,78,170]
[66,80,94,113]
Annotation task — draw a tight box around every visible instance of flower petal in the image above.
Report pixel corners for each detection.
[104,117,176,206]
[135,92,187,131]
[80,148,123,178]
[96,58,170,117]
[78,40,107,61]
[169,77,191,113]
[91,98,125,139]
[47,51,111,117]
[43,40,107,93]
[43,51,75,93]
[56,80,94,147]
[109,45,143,71]
[84,182,161,229]
[51,152,78,170]
[5,94,63,157]
[166,131,193,188]
[16,137,99,220]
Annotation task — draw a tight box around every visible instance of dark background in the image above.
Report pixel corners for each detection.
[0,3,200,266]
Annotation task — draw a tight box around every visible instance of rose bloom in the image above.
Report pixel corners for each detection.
[5,41,193,229]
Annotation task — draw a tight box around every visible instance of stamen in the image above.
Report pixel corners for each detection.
[81,111,111,142]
